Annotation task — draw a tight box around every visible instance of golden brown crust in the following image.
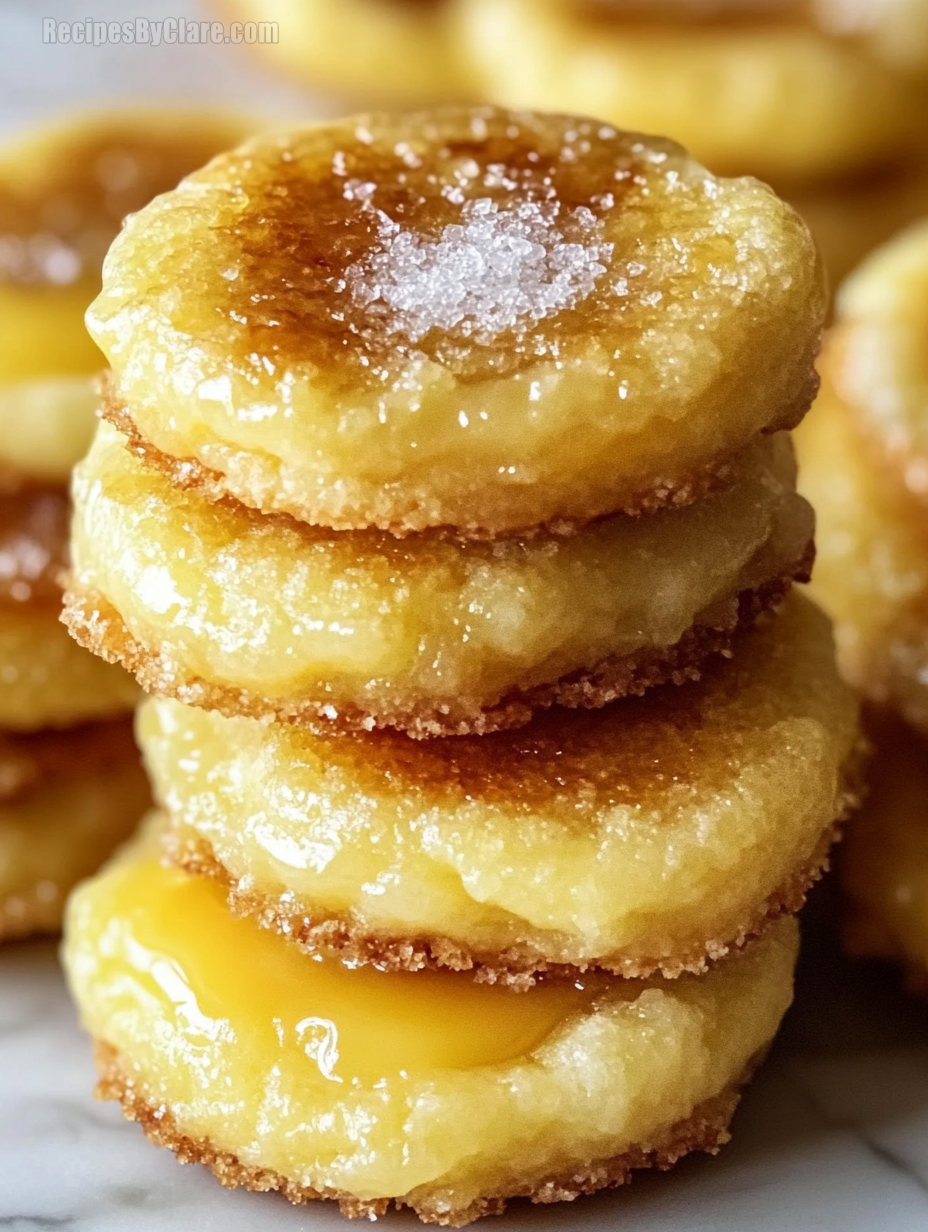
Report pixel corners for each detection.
[61,555,811,739]
[165,757,859,986]
[98,379,805,536]
[92,1038,755,1225]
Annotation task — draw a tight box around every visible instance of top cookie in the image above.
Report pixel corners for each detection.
[89,107,824,534]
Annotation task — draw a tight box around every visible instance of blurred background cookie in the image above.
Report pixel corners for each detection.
[0,108,255,940]
[842,710,928,994]
[797,220,928,732]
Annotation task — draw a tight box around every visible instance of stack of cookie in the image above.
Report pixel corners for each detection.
[63,108,860,1223]
[0,111,249,940]
[796,217,928,991]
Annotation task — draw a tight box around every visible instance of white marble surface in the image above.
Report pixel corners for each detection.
[1,2,928,1226]
[1,891,927,1230]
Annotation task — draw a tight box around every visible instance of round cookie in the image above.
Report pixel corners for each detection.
[462,0,928,183]
[222,0,477,101]
[0,719,150,941]
[66,422,812,736]
[0,607,139,731]
[65,837,799,1224]
[795,367,928,732]
[843,711,928,993]
[0,108,254,485]
[140,592,859,981]
[828,218,928,500]
[87,107,825,535]
[0,480,138,730]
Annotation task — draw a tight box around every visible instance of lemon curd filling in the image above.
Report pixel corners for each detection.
[66,842,799,1220]
[84,853,591,1078]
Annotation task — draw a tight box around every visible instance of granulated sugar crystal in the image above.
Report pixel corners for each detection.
[346,195,614,344]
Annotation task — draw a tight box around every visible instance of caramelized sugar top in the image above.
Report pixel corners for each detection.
[0,717,137,802]
[0,120,238,291]
[0,483,70,606]
[199,109,695,388]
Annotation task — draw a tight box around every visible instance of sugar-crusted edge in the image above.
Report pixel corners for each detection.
[92,1039,764,1225]
[165,771,858,988]
[98,377,811,537]
[61,557,810,740]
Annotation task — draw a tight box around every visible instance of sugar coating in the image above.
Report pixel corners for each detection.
[347,193,613,345]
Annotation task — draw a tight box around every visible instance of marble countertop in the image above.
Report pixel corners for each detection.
[1,889,927,1231]
[1,1,927,1225]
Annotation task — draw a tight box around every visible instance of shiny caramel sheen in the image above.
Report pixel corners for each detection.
[140,592,859,973]
[0,110,252,383]
[463,0,928,183]
[0,719,150,942]
[843,712,928,986]
[830,219,928,499]
[0,604,139,731]
[796,370,928,733]
[88,107,824,532]
[65,838,798,1214]
[72,421,811,733]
